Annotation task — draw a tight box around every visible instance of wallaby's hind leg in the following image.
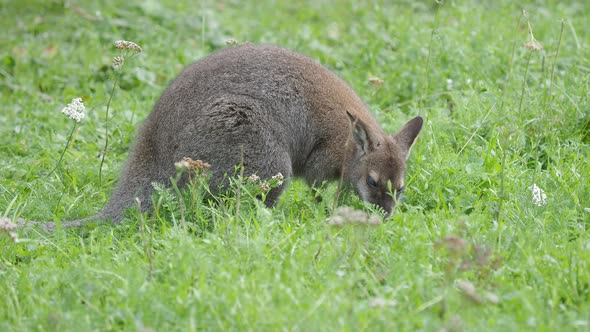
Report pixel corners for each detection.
[172,96,296,208]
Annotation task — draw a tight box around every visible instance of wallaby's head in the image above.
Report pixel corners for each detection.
[345,114,423,216]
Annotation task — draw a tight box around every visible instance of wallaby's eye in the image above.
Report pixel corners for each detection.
[366,175,378,189]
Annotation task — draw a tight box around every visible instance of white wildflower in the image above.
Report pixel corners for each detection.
[530,183,547,206]
[174,159,191,170]
[61,97,86,122]
[0,217,19,243]
[272,172,284,186]
[114,40,142,53]
[112,55,124,70]
[446,78,454,90]
[260,182,270,191]
[248,174,260,182]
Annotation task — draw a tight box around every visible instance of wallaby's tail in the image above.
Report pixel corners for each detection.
[17,122,167,233]
[15,215,99,233]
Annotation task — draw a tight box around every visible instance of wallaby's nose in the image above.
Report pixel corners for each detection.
[381,197,393,217]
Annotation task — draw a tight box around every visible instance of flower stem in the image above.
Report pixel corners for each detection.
[543,19,565,111]
[47,122,77,178]
[99,65,122,186]
[517,51,533,115]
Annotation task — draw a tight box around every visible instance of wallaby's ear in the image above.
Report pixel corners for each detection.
[347,111,371,155]
[392,116,423,160]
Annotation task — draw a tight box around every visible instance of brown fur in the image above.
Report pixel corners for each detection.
[39,44,423,230]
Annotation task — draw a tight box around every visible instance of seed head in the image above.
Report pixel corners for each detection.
[369,77,384,86]
[114,40,143,53]
[523,15,543,51]
[194,159,211,170]
[524,39,543,51]
[175,157,211,171]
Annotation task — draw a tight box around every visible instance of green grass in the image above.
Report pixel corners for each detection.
[1,0,589,330]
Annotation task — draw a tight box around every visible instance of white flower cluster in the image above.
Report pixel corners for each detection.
[530,183,547,207]
[112,55,124,70]
[61,97,86,122]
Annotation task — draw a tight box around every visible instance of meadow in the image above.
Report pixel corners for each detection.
[1,0,589,330]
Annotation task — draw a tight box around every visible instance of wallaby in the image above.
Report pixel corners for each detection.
[29,44,423,231]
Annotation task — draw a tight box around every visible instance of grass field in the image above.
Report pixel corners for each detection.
[1,0,589,330]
